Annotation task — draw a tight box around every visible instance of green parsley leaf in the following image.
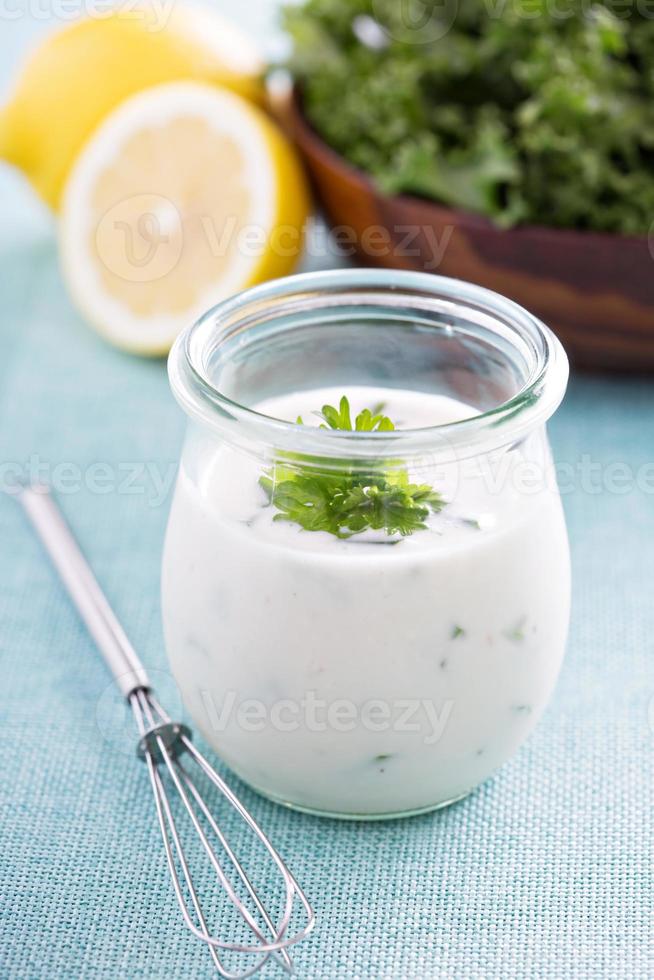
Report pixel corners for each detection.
[285,0,654,234]
[260,396,445,538]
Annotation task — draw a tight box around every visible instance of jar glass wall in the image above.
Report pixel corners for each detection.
[163,269,570,819]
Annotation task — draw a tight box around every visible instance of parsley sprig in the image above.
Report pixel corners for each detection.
[260,396,445,539]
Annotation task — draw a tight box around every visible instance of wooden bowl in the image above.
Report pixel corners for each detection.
[284,89,654,372]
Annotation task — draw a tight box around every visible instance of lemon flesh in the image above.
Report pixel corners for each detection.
[59,81,310,355]
[0,6,265,209]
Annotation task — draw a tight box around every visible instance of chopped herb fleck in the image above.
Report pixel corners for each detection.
[460,517,483,530]
[451,625,465,640]
[504,617,527,643]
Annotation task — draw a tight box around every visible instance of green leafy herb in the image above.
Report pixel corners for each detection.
[317,395,396,432]
[284,0,654,234]
[260,396,445,538]
[451,625,465,640]
[504,616,527,644]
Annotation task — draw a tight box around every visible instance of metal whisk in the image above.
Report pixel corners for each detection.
[19,485,315,978]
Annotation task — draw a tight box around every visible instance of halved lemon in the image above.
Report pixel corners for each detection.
[0,5,266,209]
[59,82,310,355]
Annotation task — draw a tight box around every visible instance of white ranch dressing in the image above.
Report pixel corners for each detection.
[162,386,570,816]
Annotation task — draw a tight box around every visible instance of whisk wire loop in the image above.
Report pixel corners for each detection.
[131,689,315,975]
[131,691,275,979]
[148,695,315,952]
[18,484,315,979]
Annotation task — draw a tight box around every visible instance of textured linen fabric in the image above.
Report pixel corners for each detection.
[1,9,653,980]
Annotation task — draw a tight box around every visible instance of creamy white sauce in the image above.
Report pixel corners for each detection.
[162,386,570,816]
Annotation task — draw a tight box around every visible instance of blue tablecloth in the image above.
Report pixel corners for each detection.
[1,8,653,980]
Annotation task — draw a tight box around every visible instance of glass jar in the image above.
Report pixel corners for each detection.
[164,269,570,819]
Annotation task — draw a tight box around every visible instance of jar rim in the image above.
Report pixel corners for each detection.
[168,269,569,461]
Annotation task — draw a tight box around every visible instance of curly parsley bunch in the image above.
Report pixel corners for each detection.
[260,397,445,538]
[284,0,654,233]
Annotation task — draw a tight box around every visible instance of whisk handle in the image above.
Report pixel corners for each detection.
[19,484,150,698]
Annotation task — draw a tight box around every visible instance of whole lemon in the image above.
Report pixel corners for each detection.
[0,5,264,210]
